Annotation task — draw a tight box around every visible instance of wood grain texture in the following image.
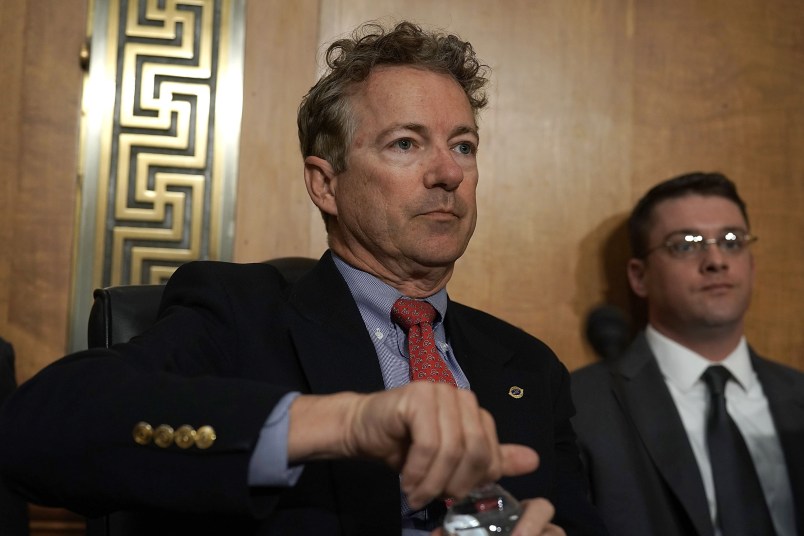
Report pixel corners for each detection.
[233,0,322,262]
[1,0,801,398]
[234,0,802,372]
[0,0,800,533]
[630,0,804,370]
[0,0,87,383]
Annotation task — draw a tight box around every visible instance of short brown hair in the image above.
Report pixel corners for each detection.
[628,172,750,258]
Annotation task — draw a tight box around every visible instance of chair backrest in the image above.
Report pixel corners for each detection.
[87,257,317,349]
[84,257,316,535]
[87,285,165,349]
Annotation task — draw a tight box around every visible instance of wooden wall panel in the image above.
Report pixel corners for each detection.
[235,0,802,372]
[233,0,322,261]
[630,0,804,369]
[1,1,89,533]
[0,1,799,390]
[0,0,801,533]
[0,0,87,379]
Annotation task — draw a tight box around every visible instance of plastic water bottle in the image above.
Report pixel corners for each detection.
[442,483,522,535]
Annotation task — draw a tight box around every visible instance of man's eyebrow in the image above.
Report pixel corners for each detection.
[451,125,479,139]
[374,123,424,142]
[377,123,479,140]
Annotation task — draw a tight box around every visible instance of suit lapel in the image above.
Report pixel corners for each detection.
[752,353,804,533]
[614,334,714,536]
[284,252,399,531]
[286,252,386,395]
[443,302,514,411]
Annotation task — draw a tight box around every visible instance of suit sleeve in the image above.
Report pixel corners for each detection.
[548,359,611,535]
[0,262,295,518]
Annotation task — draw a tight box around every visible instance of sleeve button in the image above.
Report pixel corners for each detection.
[195,425,216,449]
[132,422,153,445]
[153,424,175,448]
[174,425,197,449]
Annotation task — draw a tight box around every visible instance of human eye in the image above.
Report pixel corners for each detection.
[450,139,478,156]
[391,138,414,151]
[669,234,700,255]
[452,141,476,155]
[669,241,696,255]
[719,232,744,252]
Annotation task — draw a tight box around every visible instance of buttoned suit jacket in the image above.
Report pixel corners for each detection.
[0,253,607,535]
[570,331,804,536]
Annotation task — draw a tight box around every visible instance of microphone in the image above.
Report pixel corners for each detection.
[585,305,630,361]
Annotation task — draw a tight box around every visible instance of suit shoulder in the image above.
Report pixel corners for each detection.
[570,360,618,401]
[170,260,286,290]
[753,353,804,384]
[173,259,283,279]
[163,261,289,312]
[571,360,610,381]
[448,300,555,354]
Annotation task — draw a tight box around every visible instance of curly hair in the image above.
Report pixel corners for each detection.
[297,21,490,173]
[628,171,750,259]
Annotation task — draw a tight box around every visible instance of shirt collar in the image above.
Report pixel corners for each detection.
[331,253,448,323]
[646,324,754,392]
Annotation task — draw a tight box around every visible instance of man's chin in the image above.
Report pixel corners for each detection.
[408,242,469,268]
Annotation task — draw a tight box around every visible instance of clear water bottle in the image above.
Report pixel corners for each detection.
[442,483,522,535]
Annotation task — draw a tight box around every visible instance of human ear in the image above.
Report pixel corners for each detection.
[304,156,338,218]
[627,258,649,298]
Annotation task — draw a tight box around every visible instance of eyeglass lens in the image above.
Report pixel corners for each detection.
[666,231,752,256]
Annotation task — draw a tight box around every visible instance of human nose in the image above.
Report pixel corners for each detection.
[424,146,464,191]
[700,241,729,272]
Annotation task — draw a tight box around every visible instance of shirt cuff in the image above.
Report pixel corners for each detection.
[247,391,304,487]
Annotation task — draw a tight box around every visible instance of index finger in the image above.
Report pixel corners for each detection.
[500,444,539,477]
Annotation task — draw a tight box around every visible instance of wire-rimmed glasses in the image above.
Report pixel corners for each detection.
[644,231,757,259]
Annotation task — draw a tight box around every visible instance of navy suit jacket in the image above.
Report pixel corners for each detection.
[571,332,804,536]
[0,253,606,535]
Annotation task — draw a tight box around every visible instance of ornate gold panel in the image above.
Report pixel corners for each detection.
[70,0,245,350]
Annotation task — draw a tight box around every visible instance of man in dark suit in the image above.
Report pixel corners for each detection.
[572,172,804,536]
[0,21,605,536]
[0,337,29,536]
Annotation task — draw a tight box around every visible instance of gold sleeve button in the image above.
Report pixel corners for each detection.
[153,424,175,448]
[174,425,197,449]
[132,422,153,445]
[195,425,216,449]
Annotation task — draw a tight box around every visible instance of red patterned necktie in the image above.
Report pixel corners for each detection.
[391,298,456,386]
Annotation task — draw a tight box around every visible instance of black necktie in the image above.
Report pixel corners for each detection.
[701,366,776,536]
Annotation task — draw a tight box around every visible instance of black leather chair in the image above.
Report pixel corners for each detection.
[87,257,317,350]
[84,257,316,536]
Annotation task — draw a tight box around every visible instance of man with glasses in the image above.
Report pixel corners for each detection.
[571,172,804,536]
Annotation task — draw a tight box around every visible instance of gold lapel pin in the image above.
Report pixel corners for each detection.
[508,386,524,399]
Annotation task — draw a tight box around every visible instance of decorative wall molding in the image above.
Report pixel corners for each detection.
[69,0,245,351]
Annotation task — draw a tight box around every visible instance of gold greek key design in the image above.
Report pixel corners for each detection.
[70,0,244,350]
[105,0,215,285]
[84,0,243,285]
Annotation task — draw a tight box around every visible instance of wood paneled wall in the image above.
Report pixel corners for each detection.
[1,0,802,532]
[235,0,803,371]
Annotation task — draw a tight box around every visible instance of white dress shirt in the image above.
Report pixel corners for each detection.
[646,325,796,536]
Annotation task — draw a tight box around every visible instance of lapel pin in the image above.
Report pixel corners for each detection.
[508,386,524,399]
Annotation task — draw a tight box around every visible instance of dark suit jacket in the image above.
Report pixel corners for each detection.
[571,331,804,536]
[0,253,606,535]
[0,337,29,536]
